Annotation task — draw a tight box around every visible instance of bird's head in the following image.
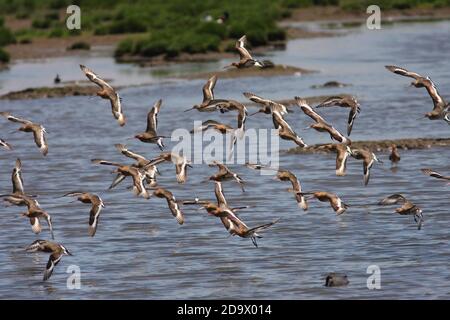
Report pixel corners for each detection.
[60,245,73,256]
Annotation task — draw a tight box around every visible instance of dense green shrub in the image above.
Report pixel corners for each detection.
[32,19,52,29]
[0,27,16,46]
[67,41,90,50]
[0,47,10,63]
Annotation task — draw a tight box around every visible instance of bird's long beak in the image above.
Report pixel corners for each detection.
[9,130,18,134]
[184,107,195,112]
[126,136,135,140]
[416,115,427,120]
[249,110,260,116]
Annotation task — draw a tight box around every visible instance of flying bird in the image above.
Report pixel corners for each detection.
[1,193,54,239]
[224,35,264,69]
[208,161,245,192]
[273,111,307,147]
[378,194,423,229]
[0,138,12,150]
[421,168,450,183]
[91,159,149,199]
[385,65,449,123]
[295,97,350,145]
[243,92,288,116]
[152,188,185,225]
[0,112,48,155]
[348,148,383,186]
[80,64,126,126]
[62,192,105,236]
[184,75,229,112]
[114,144,159,187]
[317,144,352,176]
[133,99,167,150]
[315,96,361,136]
[148,152,191,184]
[26,240,72,281]
[299,191,349,215]
[274,169,308,210]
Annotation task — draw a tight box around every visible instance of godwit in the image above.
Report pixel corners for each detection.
[134,99,167,150]
[295,97,350,145]
[0,112,48,156]
[114,144,159,187]
[1,193,54,239]
[243,92,288,116]
[378,194,423,229]
[26,240,72,281]
[183,182,278,247]
[421,168,450,184]
[207,99,248,138]
[152,188,185,225]
[80,64,126,126]
[385,65,449,123]
[274,169,308,210]
[317,144,352,176]
[208,161,245,192]
[298,191,349,215]
[207,204,280,247]
[315,96,361,136]
[148,152,191,184]
[62,192,105,236]
[389,144,401,165]
[91,159,149,199]
[273,111,307,147]
[348,148,382,186]
[1,158,32,207]
[224,35,263,69]
[325,273,349,287]
[0,138,12,150]
[184,75,228,112]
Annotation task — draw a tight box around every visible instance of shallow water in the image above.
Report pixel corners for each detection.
[0,21,449,299]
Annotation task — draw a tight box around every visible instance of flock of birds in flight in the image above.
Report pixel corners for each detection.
[0,35,449,282]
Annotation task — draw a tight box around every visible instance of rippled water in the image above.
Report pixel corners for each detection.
[0,21,449,299]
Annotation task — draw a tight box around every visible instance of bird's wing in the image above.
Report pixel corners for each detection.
[243,92,272,106]
[91,159,123,167]
[12,158,24,194]
[32,126,48,156]
[146,99,162,134]
[80,64,114,90]
[166,195,185,225]
[114,144,147,162]
[385,65,422,79]
[347,106,359,136]
[0,139,12,150]
[421,168,450,180]
[0,112,32,124]
[378,194,407,205]
[175,162,187,184]
[43,252,62,281]
[422,78,446,110]
[202,75,217,103]
[88,201,103,236]
[109,92,125,126]
[295,97,328,124]
[236,35,253,61]
[316,96,344,108]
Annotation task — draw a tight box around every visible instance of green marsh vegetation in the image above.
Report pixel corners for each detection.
[0,0,448,62]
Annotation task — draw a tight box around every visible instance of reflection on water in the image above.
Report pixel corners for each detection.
[0,21,449,299]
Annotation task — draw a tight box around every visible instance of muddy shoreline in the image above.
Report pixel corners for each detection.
[286,138,450,154]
